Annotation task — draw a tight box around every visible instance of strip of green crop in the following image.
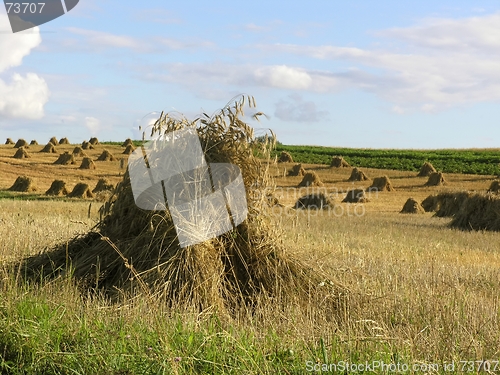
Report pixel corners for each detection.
[274,145,500,175]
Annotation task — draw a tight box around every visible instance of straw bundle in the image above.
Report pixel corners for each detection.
[14,139,28,148]
[20,96,342,315]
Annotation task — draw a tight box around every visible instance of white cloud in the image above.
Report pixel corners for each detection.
[274,94,329,123]
[261,12,500,112]
[254,65,312,90]
[85,116,100,134]
[0,17,41,72]
[0,15,48,120]
[0,73,49,119]
[63,27,213,53]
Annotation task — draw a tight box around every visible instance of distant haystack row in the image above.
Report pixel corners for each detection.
[287,163,305,177]
[425,172,446,186]
[400,198,425,214]
[97,150,115,161]
[40,143,57,153]
[278,151,293,163]
[80,157,96,170]
[330,156,350,168]
[298,171,323,187]
[54,152,76,165]
[13,147,30,159]
[367,176,394,192]
[8,176,37,192]
[348,167,369,182]
[418,162,437,177]
[14,139,28,148]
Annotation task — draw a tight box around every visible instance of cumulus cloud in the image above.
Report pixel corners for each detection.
[0,16,49,119]
[141,62,331,93]
[0,73,49,119]
[274,94,329,122]
[254,65,312,90]
[85,116,100,134]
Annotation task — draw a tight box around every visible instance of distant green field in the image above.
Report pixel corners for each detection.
[274,145,500,175]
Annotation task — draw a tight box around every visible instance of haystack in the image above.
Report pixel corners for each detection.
[45,180,69,196]
[30,140,38,145]
[13,147,30,159]
[421,195,439,212]
[49,137,59,146]
[342,189,369,203]
[122,145,135,155]
[434,192,472,217]
[122,138,133,147]
[19,96,340,315]
[367,176,394,192]
[298,171,323,187]
[348,167,369,182]
[97,150,116,161]
[89,137,99,145]
[12,145,30,158]
[54,152,76,165]
[425,172,446,186]
[40,143,57,153]
[278,151,293,163]
[418,162,437,177]
[92,178,115,193]
[287,163,305,177]
[450,193,500,231]
[79,157,96,170]
[487,180,500,193]
[59,137,70,145]
[8,176,37,192]
[68,183,94,199]
[72,146,87,157]
[295,193,332,209]
[330,156,350,168]
[14,139,28,148]
[5,138,14,145]
[400,198,425,214]
[81,141,94,150]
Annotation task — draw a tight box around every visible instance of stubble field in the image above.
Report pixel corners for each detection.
[0,140,499,374]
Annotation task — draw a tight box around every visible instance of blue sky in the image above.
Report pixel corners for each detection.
[1,0,500,148]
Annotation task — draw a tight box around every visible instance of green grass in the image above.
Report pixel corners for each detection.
[274,145,500,175]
